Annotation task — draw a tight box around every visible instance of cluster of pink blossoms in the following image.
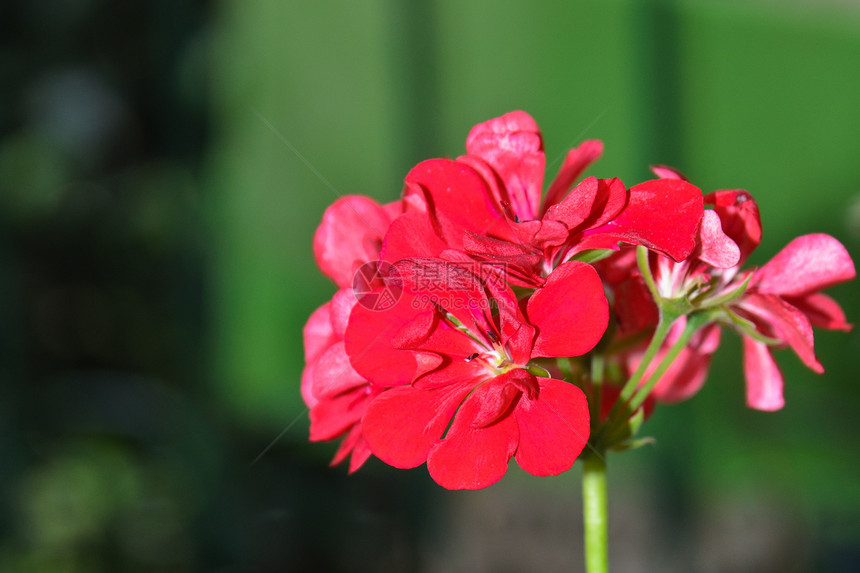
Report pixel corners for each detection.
[302,111,855,490]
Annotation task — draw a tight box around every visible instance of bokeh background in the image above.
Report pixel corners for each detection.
[3,0,860,571]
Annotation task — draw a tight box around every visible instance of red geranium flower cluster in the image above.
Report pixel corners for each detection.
[302,111,855,490]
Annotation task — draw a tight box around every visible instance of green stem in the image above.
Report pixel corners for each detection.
[627,312,710,412]
[582,452,608,573]
[599,312,675,438]
[589,353,605,427]
[636,245,660,300]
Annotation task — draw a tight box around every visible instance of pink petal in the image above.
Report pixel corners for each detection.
[582,178,704,262]
[787,292,852,332]
[526,261,609,357]
[650,165,689,181]
[313,195,393,288]
[312,341,367,399]
[697,210,741,269]
[753,234,856,297]
[740,293,823,373]
[514,378,590,477]
[361,383,473,469]
[705,190,761,264]
[330,289,357,339]
[743,337,785,411]
[465,111,545,221]
[382,199,404,220]
[303,302,336,364]
[542,139,604,213]
[426,383,520,490]
[301,360,319,409]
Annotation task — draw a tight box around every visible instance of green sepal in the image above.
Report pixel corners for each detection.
[700,273,753,309]
[723,307,781,345]
[527,363,551,378]
[569,249,616,264]
[609,436,656,452]
[604,405,646,447]
[660,296,694,317]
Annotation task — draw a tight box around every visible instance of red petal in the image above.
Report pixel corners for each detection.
[426,383,520,490]
[697,210,740,269]
[542,139,604,213]
[379,212,449,263]
[345,290,432,386]
[328,423,375,474]
[465,111,545,221]
[310,382,374,441]
[405,159,515,249]
[543,176,600,231]
[471,370,538,428]
[313,195,392,288]
[514,378,590,476]
[361,383,473,469]
[582,178,704,262]
[347,435,373,474]
[463,232,542,267]
[526,261,609,357]
[330,423,361,467]
[743,337,785,411]
[393,257,497,344]
[613,275,659,334]
[753,234,856,297]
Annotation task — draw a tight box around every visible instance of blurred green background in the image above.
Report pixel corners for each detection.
[2,0,859,571]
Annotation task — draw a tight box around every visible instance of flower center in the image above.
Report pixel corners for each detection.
[464,339,520,375]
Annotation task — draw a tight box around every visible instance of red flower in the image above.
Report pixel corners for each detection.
[618,180,855,411]
[314,195,402,288]
[302,289,382,472]
[383,111,704,288]
[304,194,404,470]
[737,233,855,410]
[350,259,606,489]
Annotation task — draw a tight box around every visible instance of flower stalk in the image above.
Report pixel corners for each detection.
[582,451,608,573]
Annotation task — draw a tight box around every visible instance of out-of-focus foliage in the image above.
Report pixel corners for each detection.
[3,0,859,571]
